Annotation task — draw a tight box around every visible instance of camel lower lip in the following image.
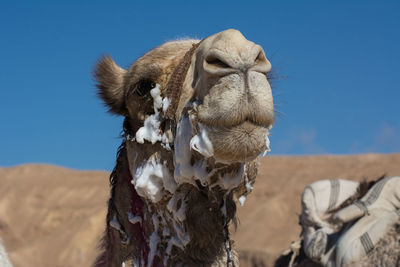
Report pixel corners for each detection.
[205,122,271,162]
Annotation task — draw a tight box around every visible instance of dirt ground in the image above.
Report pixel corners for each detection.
[1,153,399,267]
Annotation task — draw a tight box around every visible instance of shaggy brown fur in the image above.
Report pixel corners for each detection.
[93,137,257,266]
[93,142,148,267]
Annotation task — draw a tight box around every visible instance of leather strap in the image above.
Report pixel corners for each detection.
[165,42,201,121]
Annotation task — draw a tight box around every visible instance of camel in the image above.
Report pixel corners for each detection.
[276,176,400,267]
[93,29,274,266]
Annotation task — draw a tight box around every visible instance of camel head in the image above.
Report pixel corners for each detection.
[95,29,273,166]
[93,29,274,267]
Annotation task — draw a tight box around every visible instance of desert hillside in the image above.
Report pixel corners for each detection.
[1,154,400,267]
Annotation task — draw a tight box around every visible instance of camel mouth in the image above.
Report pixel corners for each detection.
[174,114,269,192]
[192,120,271,163]
[182,102,272,163]
[230,118,272,130]
[206,120,269,135]
[200,116,271,130]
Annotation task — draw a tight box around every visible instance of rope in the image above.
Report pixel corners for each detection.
[221,195,235,267]
[223,220,235,267]
[281,238,302,267]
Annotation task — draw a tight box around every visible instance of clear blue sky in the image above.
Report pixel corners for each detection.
[1,0,399,170]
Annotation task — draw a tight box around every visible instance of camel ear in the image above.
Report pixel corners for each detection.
[94,56,127,115]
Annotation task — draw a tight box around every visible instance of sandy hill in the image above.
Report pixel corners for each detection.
[1,154,400,267]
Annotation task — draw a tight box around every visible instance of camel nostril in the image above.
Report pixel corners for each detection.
[203,53,235,76]
[250,49,271,75]
[205,55,231,69]
[255,51,267,65]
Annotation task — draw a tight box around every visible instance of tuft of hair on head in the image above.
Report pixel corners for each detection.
[94,55,128,115]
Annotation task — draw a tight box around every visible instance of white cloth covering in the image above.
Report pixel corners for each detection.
[300,176,400,267]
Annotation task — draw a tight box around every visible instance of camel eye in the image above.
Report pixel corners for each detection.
[135,80,155,97]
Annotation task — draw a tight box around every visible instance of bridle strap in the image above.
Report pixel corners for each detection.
[164,41,201,121]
